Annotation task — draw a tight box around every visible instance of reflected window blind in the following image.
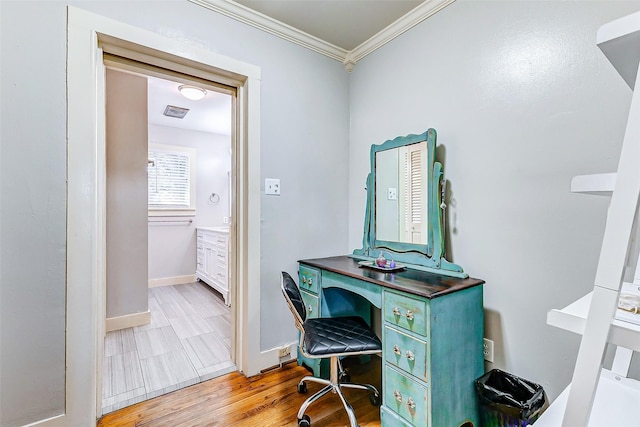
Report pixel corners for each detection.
[148,150,191,208]
[402,149,423,223]
[410,150,422,223]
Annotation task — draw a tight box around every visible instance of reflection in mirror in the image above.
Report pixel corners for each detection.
[375,142,427,244]
[352,129,466,278]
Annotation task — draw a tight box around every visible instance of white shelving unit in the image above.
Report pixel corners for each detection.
[570,173,616,196]
[547,289,640,353]
[538,10,640,427]
[534,369,640,427]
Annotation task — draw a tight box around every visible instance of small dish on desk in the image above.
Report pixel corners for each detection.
[358,260,406,272]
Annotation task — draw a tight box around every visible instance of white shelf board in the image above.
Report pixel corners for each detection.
[547,288,640,352]
[597,10,640,89]
[534,369,640,427]
[570,173,616,195]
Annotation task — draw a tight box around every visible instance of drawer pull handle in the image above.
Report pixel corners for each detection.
[307,305,313,313]
[308,278,313,285]
[302,277,307,284]
[393,391,417,410]
[393,345,415,361]
[392,307,415,321]
[407,398,416,410]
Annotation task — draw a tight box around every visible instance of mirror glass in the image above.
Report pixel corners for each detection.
[375,141,428,244]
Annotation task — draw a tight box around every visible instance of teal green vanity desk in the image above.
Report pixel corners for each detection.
[297,130,485,427]
[298,256,483,427]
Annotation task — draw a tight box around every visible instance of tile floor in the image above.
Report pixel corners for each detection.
[102,281,235,414]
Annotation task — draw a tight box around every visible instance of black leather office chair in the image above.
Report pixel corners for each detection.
[281,271,382,427]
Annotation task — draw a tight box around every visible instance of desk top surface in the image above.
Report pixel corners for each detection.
[299,256,484,299]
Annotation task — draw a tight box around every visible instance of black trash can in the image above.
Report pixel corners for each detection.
[474,369,548,427]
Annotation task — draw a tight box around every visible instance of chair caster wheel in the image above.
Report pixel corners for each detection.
[369,392,381,407]
[298,414,311,426]
[297,381,307,393]
[339,372,351,383]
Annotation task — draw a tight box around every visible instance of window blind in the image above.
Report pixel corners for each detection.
[148,150,191,208]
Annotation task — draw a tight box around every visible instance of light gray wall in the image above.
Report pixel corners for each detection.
[348,0,640,401]
[1,2,67,425]
[0,1,349,425]
[148,124,231,280]
[106,69,149,319]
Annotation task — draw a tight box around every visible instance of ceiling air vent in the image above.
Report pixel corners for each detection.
[163,105,189,119]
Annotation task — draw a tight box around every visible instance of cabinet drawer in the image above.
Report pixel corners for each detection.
[384,365,429,426]
[214,234,227,248]
[213,270,227,286]
[216,250,228,265]
[298,265,320,294]
[203,232,216,244]
[384,290,428,336]
[300,289,319,319]
[381,405,413,427]
[384,326,428,382]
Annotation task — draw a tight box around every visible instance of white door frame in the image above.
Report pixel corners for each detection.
[67,7,261,424]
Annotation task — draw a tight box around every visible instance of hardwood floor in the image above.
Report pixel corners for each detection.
[98,357,382,427]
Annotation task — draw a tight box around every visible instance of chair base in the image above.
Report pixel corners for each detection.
[297,356,380,427]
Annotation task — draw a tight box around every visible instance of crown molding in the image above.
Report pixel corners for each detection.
[189,0,455,71]
[347,0,456,65]
[189,0,348,62]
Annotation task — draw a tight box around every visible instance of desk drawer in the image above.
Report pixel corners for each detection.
[300,290,319,319]
[381,406,413,427]
[384,365,428,426]
[384,326,428,382]
[384,290,428,336]
[299,265,320,294]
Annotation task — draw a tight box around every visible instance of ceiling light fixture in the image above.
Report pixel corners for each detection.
[178,85,207,100]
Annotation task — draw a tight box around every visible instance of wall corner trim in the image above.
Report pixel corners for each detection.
[188,0,456,71]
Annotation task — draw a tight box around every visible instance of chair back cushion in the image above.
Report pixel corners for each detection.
[281,271,306,325]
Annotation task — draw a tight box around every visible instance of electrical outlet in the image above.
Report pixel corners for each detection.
[483,338,494,363]
[388,187,397,200]
[265,178,281,195]
[278,345,290,358]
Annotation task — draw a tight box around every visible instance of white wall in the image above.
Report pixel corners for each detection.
[148,124,231,280]
[348,0,640,401]
[0,1,349,425]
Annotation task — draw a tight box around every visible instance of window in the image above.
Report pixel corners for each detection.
[148,143,196,215]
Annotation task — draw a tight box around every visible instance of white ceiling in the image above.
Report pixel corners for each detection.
[147,75,232,136]
[150,0,448,134]
[233,0,423,51]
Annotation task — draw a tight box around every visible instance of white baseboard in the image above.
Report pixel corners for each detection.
[148,274,197,288]
[106,310,151,332]
[22,414,66,427]
[259,341,299,371]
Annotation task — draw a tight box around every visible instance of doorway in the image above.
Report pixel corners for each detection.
[66,8,263,422]
[101,66,237,413]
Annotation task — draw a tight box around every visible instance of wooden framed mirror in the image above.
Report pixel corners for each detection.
[352,129,466,277]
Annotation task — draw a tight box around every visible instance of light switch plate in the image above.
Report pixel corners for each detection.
[265,178,281,195]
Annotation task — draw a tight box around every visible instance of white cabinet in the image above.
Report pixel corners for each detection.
[196,227,230,306]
